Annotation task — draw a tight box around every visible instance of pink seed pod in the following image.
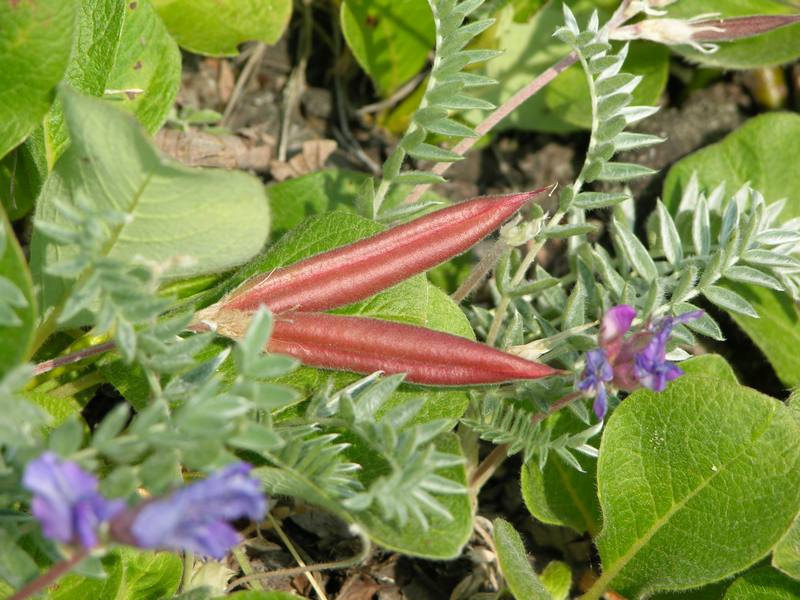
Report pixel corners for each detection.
[219,188,548,315]
[265,312,562,385]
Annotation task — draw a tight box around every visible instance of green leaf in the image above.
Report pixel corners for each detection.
[218,593,304,600]
[612,217,658,282]
[774,518,800,581]
[151,0,292,56]
[257,433,472,559]
[30,89,270,325]
[521,411,602,535]
[468,2,667,132]
[494,518,551,600]
[678,354,738,384]
[723,567,800,599]
[540,561,572,600]
[0,1,76,160]
[266,168,446,239]
[0,527,39,590]
[44,0,181,167]
[663,112,800,386]
[341,0,435,95]
[49,549,181,600]
[594,375,800,598]
[0,209,35,374]
[703,285,759,318]
[666,1,800,69]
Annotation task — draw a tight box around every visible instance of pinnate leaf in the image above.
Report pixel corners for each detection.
[664,112,800,385]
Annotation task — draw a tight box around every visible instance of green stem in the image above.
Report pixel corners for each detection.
[468,390,582,492]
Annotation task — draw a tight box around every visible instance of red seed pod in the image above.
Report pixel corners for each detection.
[266,312,561,385]
[220,188,548,314]
[693,14,800,42]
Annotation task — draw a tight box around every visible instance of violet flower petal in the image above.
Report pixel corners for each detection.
[599,305,636,359]
[130,462,267,559]
[22,452,125,548]
[578,348,614,418]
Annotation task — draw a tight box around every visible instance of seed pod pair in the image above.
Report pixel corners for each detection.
[202,188,562,385]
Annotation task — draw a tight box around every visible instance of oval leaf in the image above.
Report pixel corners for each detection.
[0,210,36,374]
[151,0,293,56]
[0,0,76,160]
[594,375,800,598]
[30,89,270,323]
[494,518,551,600]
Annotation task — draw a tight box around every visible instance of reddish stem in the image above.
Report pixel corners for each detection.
[32,342,116,376]
[8,548,89,600]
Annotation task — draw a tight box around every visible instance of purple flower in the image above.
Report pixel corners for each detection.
[577,306,703,417]
[633,312,703,392]
[22,452,125,548]
[126,462,266,559]
[578,348,614,419]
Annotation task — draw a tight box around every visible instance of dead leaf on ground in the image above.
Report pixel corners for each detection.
[155,128,274,172]
[270,139,337,181]
[335,573,382,600]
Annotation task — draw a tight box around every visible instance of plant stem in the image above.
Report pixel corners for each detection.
[32,341,116,376]
[8,548,89,600]
[403,51,578,207]
[469,391,583,492]
[225,524,371,592]
[451,239,508,303]
[485,209,562,347]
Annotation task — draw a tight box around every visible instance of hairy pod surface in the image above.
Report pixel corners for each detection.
[265,312,561,385]
[220,189,548,314]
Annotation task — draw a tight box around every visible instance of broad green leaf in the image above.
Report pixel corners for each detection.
[650,582,729,600]
[257,433,472,559]
[663,113,800,386]
[0,527,39,590]
[151,0,292,56]
[0,1,76,160]
[267,168,446,239]
[594,375,800,598]
[49,549,181,600]
[494,518,551,600]
[468,1,667,133]
[666,1,800,69]
[30,90,269,327]
[723,567,800,599]
[0,209,35,376]
[521,411,601,536]
[24,391,82,429]
[678,354,738,384]
[341,0,435,95]
[540,561,572,600]
[218,593,304,600]
[0,134,47,220]
[216,210,473,422]
[112,548,182,600]
[50,552,125,599]
[774,518,800,581]
[46,0,181,166]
